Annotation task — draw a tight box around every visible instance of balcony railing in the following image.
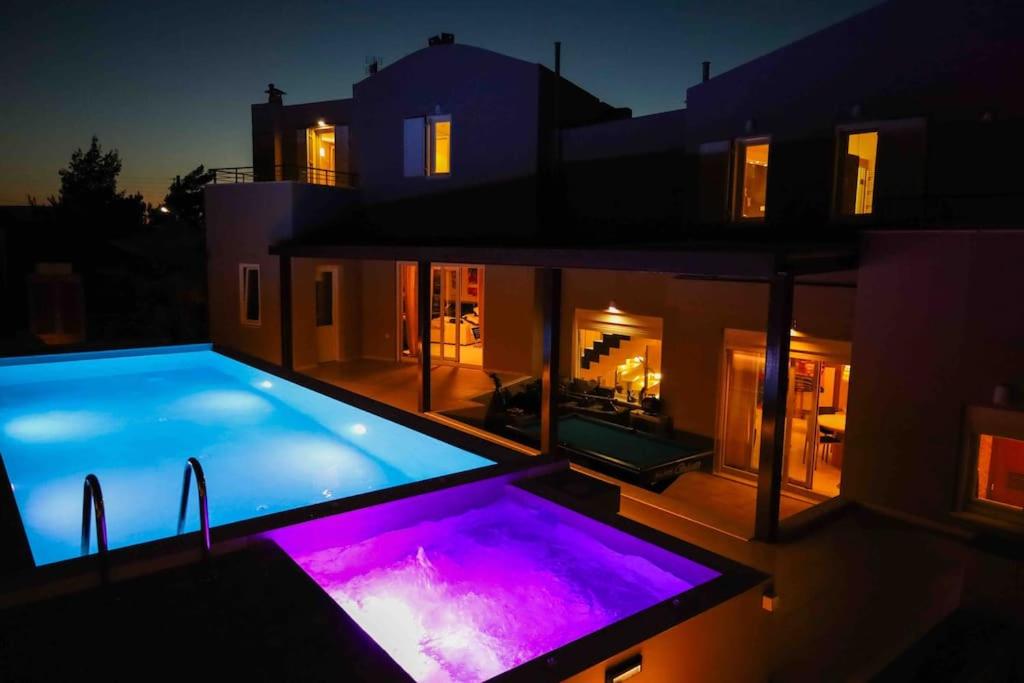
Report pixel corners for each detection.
[210,165,358,188]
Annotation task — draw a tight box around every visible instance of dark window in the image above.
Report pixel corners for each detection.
[241,265,260,324]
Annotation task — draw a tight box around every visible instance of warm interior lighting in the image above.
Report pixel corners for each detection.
[976,433,1024,510]
[158,206,170,214]
[432,119,451,174]
[316,118,327,128]
[306,125,336,185]
[605,302,622,314]
[839,131,878,215]
[739,141,769,219]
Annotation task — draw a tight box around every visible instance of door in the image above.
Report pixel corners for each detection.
[314,265,340,363]
[783,358,821,489]
[718,331,850,499]
[397,263,419,360]
[429,265,483,366]
[720,349,765,475]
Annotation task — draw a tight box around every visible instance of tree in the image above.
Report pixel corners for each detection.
[152,165,216,230]
[51,136,145,236]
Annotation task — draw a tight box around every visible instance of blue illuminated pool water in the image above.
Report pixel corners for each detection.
[0,345,491,565]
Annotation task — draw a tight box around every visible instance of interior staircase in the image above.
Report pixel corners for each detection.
[580,333,631,370]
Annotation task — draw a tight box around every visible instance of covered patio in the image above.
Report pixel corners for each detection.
[274,239,858,541]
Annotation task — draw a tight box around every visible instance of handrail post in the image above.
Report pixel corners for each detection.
[177,457,211,557]
[81,473,109,581]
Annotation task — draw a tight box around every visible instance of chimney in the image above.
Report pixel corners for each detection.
[265,82,285,105]
[428,33,455,47]
[702,61,711,83]
[555,41,561,77]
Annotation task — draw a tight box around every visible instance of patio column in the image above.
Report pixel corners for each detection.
[538,267,562,455]
[417,260,432,413]
[279,254,293,371]
[755,271,794,541]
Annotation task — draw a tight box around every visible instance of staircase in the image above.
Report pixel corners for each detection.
[580,334,631,370]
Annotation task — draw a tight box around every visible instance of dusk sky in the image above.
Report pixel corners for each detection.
[1,0,879,205]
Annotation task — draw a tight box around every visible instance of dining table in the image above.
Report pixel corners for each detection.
[817,412,847,466]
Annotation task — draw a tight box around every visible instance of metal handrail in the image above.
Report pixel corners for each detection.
[177,457,211,556]
[209,164,358,188]
[81,474,108,579]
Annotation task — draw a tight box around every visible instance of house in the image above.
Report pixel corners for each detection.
[205,1,1024,678]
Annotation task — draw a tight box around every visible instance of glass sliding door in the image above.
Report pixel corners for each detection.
[429,265,483,366]
[719,332,850,499]
[783,358,821,489]
[720,349,765,476]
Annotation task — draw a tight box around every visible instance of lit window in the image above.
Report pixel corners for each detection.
[838,131,878,215]
[305,125,335,185]
[959,406,1024,531]
[431,118,451,175]
[240,264,261,326]
[975,434,1024,511]
[403,115,451,177]
[736,140,769,219]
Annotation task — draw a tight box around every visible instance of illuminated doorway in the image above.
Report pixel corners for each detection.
[718,330,850,498]
[397,263,484,366]
[304,123,349,185]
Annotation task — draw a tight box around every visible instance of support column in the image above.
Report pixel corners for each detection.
[538,267,562,455]
[755,271,794,541]
[279,254,293,371]
[417,260,432,413]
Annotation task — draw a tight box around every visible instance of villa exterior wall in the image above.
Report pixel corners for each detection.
[351,44,542,206]
[481,265,538,376]
[206,182,357,365]
[290,258,362,370]
[844,230,1024,527]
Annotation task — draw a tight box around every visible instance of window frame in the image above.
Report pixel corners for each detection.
[731,136,771,222]
[239,263,261,327]
[833,124,882,220]
[427,114,452,177]
[955,405,1024,533]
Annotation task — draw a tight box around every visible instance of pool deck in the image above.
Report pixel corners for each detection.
[0,541,414,682]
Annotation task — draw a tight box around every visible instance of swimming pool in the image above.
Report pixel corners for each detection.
[0,345,492,566]
[267,478,725,683]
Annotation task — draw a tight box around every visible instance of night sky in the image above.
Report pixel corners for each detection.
[1,0,879,205]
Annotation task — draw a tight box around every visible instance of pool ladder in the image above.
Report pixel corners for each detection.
[177,456,211,557]
[81,473,109,580]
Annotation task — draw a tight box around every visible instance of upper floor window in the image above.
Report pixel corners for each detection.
[431,117,451,175]
[305,124,335,185]
[837,131,878,215]
[240,263,261,326]
[735,139,769,220]
[403,115,452,177]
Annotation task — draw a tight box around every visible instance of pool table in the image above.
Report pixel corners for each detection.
[510,414,713,490]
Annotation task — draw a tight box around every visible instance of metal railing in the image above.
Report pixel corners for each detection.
[210,164,358,188]
[177,457,211,557]
[81,473,109,580]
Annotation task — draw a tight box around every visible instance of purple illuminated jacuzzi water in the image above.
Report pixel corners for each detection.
[267,478,719,683]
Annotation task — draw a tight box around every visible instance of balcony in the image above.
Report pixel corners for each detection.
[210,164,358,188]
